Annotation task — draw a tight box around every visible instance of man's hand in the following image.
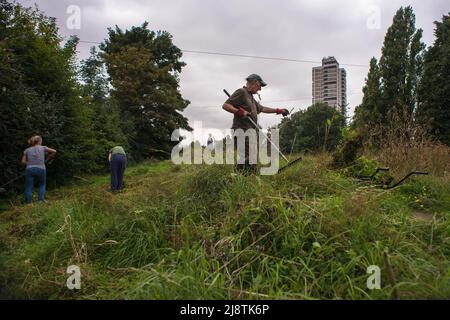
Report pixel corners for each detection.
[276,108,290,117]
[236,107,250,118]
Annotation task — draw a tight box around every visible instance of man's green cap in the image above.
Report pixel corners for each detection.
[246,74,267,87]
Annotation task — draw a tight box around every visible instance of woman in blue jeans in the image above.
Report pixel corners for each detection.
[21,136,57,203]
[108,146,127,193]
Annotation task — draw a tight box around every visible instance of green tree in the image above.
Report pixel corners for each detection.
[79,47,130,167]
[417,14,450,145]
[355,6,425,135]
[0,1,100,193]
[353,57,382,130]
[100,23,191,160]
[379,6,425,122]
[80,47,109,104]
[279,103,345,153]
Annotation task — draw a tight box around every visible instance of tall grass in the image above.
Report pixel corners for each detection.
[0,156,449,299]
[365,108,450,178]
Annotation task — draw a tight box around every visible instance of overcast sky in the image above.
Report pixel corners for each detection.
[18,0,449,143]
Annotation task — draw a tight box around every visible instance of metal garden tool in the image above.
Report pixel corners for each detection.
[224,89,302,173]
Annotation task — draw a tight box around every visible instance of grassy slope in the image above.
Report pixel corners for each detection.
[0,155,449,299]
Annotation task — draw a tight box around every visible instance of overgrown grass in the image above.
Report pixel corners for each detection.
[0,156,449,299]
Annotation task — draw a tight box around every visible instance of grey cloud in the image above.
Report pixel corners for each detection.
[18,0,449,136]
